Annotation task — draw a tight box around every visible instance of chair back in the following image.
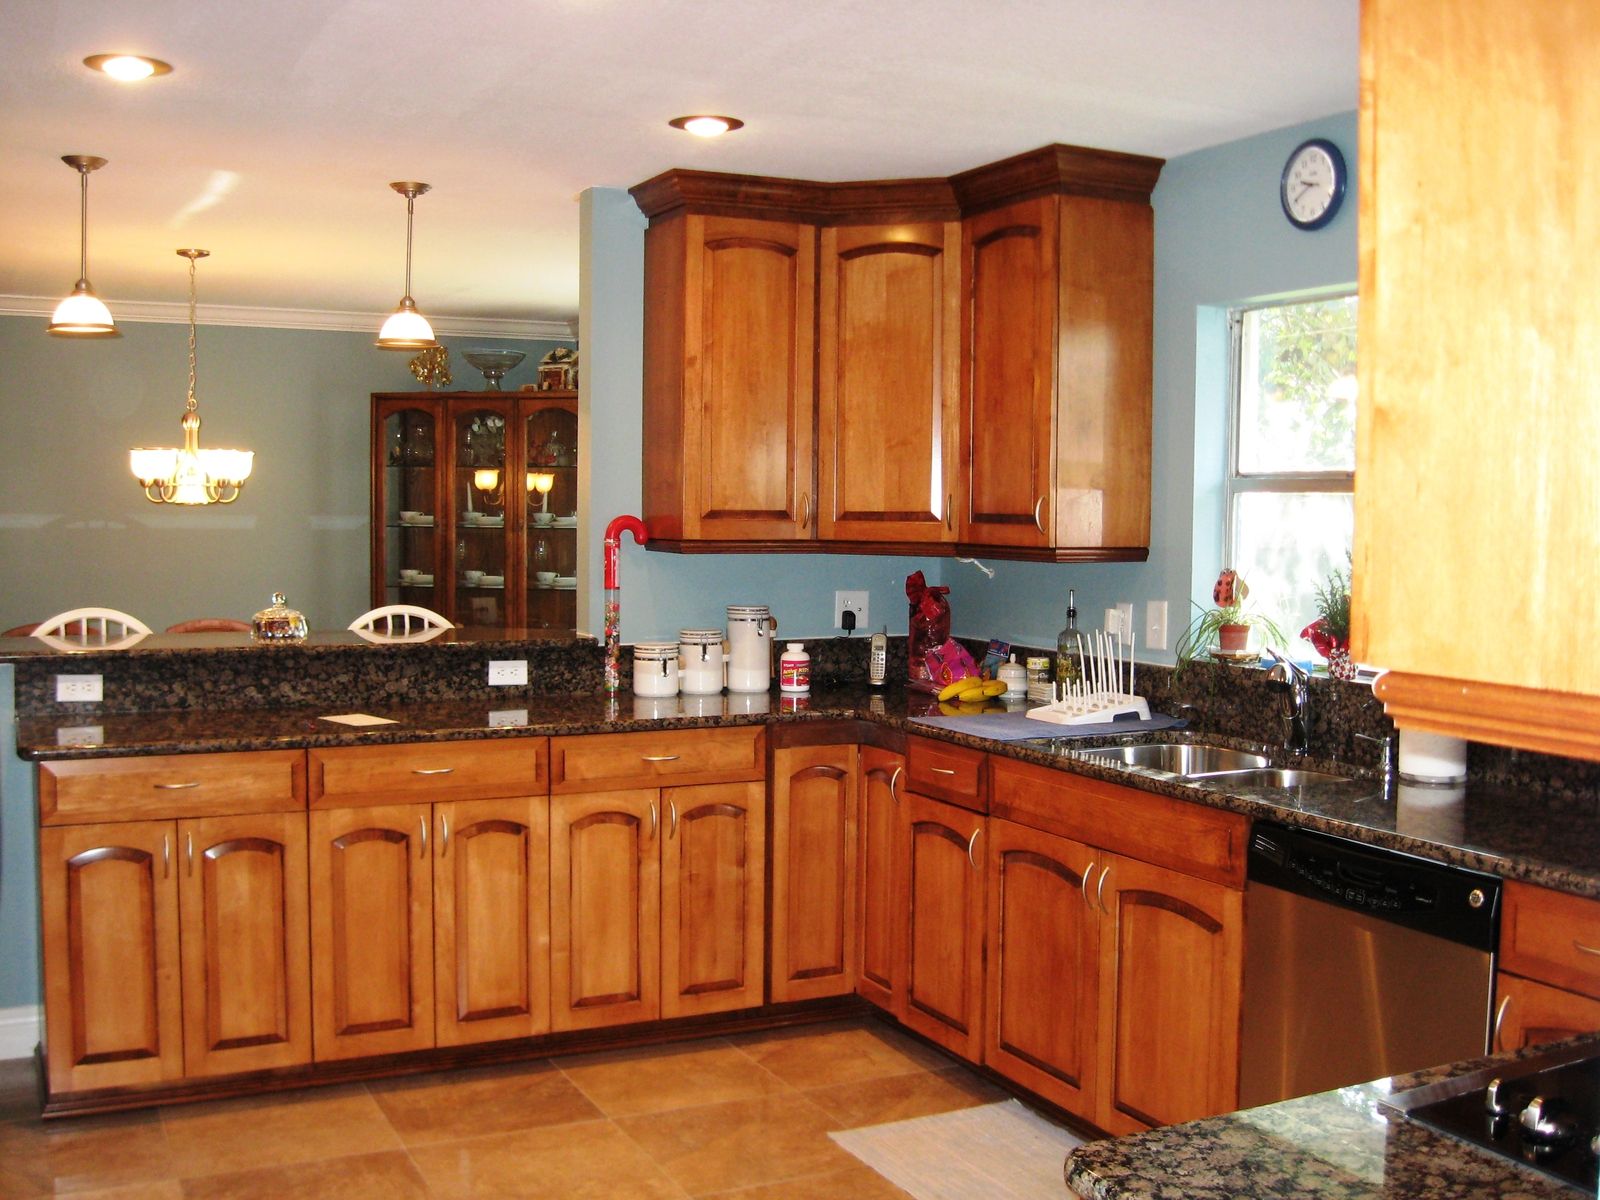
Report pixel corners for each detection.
[34,608,152,647]
[166,618,252,634]
[348,604,454,642]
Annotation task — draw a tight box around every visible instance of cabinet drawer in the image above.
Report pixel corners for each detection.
[551,727,765,792]
[906,736,986,811]
[309,739,547,807]
[1501,881,1600,1001]
[39,750,305,825]
[990,757,1247,888]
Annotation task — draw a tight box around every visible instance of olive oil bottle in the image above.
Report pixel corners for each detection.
[1055,589,1083,687]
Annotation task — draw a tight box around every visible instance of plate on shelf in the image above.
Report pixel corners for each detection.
[552,515,577,528]
[1211,648,1260,665]
[398,515,434,526]
[481,575,505,587]
[553,576,577,590]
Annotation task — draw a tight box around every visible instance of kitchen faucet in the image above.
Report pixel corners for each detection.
[1261,647,1311,756]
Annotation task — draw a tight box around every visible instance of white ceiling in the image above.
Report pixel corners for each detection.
[0,0,1357,330]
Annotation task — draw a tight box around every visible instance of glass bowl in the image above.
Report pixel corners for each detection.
[462,349,526,390]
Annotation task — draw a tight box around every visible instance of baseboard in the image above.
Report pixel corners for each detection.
[0,1006,40,1061]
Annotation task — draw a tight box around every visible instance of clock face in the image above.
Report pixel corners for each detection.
[1281,139,1347,230]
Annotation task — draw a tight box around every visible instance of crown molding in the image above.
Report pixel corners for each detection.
[0,295,578,342]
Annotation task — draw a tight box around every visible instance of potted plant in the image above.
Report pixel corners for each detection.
[1301,558,1355,679]
[1175,568,1287,669]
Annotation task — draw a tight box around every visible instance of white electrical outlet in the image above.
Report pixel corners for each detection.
[488,708,529,727]
[487,660,528,686]
[1116,602,1134,640]
[55,674,102,702]
[1146,600,1169,650]
[835,590,868,630]
[56,725,104,747]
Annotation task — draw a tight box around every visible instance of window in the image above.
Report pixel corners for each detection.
[1226,294,1356,658]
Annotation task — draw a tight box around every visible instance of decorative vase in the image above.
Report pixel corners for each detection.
[1327,645,1358,680]
[1217,622,1251,653]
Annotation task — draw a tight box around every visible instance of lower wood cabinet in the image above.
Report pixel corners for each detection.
[903,793,986,1060]
[1494,972,1600,1053]
[856,747,906,1015]
[770,745,859,1002]
[551,782,766,1030]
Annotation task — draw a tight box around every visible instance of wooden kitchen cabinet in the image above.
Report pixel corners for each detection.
[957,191,1154,559]
[1356,0,1600,760]
[1493,972,1600,1054]
[433,797,550,1047]
[309,803,435,1060]
[816,221,960,545]
[984,818,1100,1121]
[903,792,986,1060]
[39,820,184,1094]
[640,211,816,544]
[855,747,906,1014]
[550,789,660,1030]
[1095,852,1243,1134]
[770,744,859,1002]
[370,391,579,631]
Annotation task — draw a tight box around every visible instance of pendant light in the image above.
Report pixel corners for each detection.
[376,181,438,350]
[48,155,119,338]
[129,250,254,505]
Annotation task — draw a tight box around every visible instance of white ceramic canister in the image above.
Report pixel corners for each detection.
[779,642,810,693]
[726,605,775,693]
[678,692,724,719]
[726,689,771,716]
[679,628,725,695]
[632,641,680,698]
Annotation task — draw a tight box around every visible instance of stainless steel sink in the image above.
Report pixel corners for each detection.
[1073,742,1270,776]
[1189,767,1353,788]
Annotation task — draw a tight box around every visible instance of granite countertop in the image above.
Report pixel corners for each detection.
[13,683,1600,899]
[1065,1036,1600,1199]
[0,626,593,662]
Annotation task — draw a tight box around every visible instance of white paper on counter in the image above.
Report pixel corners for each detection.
[318,713,398,726]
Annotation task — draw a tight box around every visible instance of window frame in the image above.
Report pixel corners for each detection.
[1223,292,1357,567]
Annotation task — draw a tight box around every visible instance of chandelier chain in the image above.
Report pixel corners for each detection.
[186,252,198,412]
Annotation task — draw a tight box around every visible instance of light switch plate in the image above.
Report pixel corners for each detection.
[487,660,528,686]
[1145,600,1169,650]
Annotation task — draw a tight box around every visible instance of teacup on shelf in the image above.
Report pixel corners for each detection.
[463,570,484,586]
[532,511,555,528]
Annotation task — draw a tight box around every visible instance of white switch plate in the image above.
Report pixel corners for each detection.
[835,590,868,630]
[1116,602,1134,640]
[1145,600,1169,650]
[1103,607,1121,635]
[487,660,528,686]
[55,674,102,702]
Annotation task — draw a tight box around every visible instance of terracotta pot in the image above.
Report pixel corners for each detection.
[1217,622,1251,653]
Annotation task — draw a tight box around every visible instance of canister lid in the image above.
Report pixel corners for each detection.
[727,605,770,618]
[633,641,678,659]
[679,628,723,643]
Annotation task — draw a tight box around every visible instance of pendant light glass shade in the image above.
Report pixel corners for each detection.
[377,181,438,350]
[129,250,254,505]
[48,155,119,338]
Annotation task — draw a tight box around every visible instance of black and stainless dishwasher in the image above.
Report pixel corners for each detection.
[1239,821,1501,1109]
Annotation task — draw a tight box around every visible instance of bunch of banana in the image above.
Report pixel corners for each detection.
[936,676,1007,715]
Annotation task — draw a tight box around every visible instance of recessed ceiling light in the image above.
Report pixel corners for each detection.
[668,115,744,138]
[83,54,173,82]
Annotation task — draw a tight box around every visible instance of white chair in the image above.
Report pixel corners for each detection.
[348,604,454,643]
[32,607,152,651]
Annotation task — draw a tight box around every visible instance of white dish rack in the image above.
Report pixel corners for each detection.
[1025,629,1149,726]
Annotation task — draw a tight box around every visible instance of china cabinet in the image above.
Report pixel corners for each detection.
[370,391,578,630]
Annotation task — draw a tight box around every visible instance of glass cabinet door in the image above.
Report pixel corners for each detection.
[450,402,513,628]
[522,397,578,630]
[376,401,443,613]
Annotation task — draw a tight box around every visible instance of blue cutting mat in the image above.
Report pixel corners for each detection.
[908,710,1187,742]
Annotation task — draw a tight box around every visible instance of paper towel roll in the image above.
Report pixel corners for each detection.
[1396,780,1466,843]
[1398,728,1468,782]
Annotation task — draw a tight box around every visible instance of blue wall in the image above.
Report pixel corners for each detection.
[948,112,1359,658]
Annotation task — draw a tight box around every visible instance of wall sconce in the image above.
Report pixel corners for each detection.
[528,471,555,513]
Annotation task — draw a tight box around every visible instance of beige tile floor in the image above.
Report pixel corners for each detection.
[0,1018,1011,1198]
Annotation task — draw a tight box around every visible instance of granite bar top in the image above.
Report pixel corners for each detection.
[1065,1035,1600,1199]
[0,626,592,662]
[13,684,1600,900]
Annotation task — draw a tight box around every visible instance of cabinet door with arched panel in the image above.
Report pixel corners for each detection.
[770,745,858,1002]
[521,393,578,629]
[447,398,517,628]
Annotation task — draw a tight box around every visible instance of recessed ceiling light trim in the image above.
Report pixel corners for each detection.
[668,115,745,138]
[83,54,174,81]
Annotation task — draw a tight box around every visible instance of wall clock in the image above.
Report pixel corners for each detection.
[1280,138,1347,231]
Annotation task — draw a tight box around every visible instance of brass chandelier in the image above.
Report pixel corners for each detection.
[129,250,254,504]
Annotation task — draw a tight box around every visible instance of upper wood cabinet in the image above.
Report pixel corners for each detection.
[631,144,1162,561]
[1357,0,1600,760]
[641,213,816,543]
[818,222,961,545]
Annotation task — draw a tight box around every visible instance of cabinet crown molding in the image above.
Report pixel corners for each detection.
[630,143,1164,224]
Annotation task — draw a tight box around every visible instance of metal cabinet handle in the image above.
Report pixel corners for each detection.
[966,826,982,871]
[1081,860,1097,910]
[1095,865,1111,914]
[419,815,428,858]
[1573,940,1600,958]
[186,832,194,875]
[162,835,170,879]
[154,781,200,790]
[946,493,953,531]
[1032,495,1045,534]
[800,492,811,530]
[930,766,957,776]
[648,799,658,840]
[441,812,450,857]
[668,798,678,838]
[888,766,902,802]
[641,754,680,763]
[1493,995,1512,1051]
[411,767,454,776]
